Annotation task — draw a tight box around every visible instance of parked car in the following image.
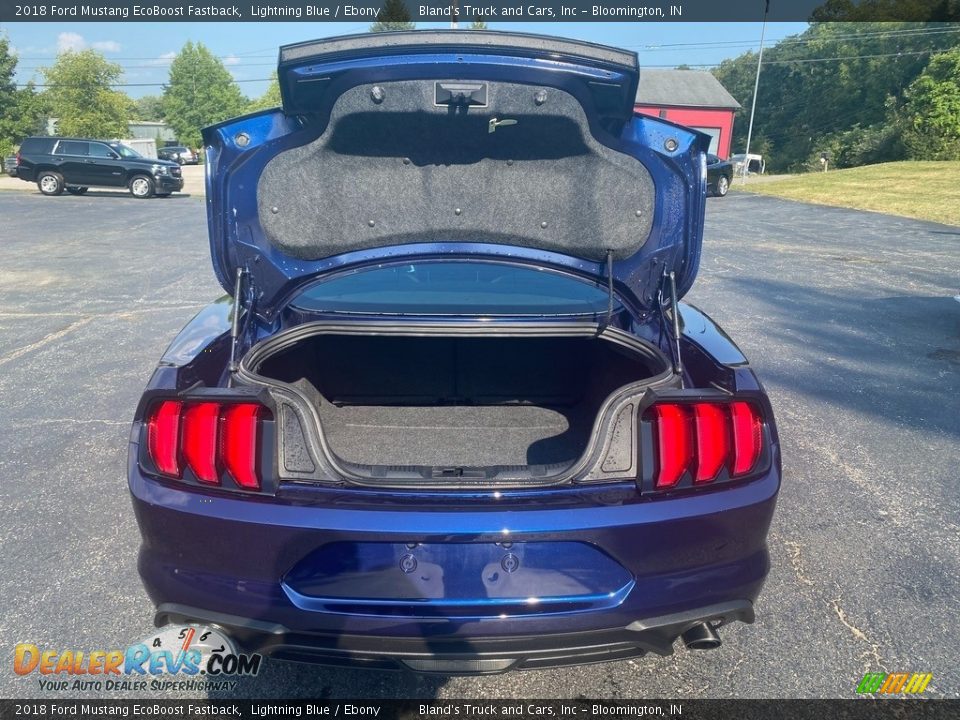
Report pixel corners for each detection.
[14,137,183,198]
[730,153,766,176]
[3,155,16,177]
[706,154,732,197]
[157,145,198,165]
[129,31,781,674]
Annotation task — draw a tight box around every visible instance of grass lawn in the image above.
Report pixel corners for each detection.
[737,161,960,227]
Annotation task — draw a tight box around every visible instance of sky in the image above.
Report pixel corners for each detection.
[0,21,810,99]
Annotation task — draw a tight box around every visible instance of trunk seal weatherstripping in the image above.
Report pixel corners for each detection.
[235,320,678,490]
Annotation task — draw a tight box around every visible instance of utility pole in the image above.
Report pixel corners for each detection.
[450,0,459,28]
[741,0,769,183]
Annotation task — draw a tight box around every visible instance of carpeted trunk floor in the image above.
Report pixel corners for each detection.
[318,404,591,468]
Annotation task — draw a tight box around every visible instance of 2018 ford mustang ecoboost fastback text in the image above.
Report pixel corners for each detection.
[128,31,781,674]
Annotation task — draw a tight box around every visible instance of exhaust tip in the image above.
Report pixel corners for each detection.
[681,622,722,650]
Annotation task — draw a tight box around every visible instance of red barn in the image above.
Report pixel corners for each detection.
[634,69,741,159]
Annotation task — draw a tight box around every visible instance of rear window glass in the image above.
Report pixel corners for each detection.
[19,138,56,154]
[291,262,611,316]
[110,143,142,158]
[57,141,88,156]
[88,143,116,158]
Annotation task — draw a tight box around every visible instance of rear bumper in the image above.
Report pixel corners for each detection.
[129,447,779,672]
[155,599,754,673]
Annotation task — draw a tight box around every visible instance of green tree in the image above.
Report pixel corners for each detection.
[247,75,282,112]
[370,0,415,31]
[41,49,129,138]
[0,35,16,115]
[134,95,165,121]
[162,42,247,148]
[0,35,19,155]
[812,0,960,22]
[9,82,49,140]
[713,21,956,171]
[0,37,47,155]
[900,47,960,160]
[470,20,488,29]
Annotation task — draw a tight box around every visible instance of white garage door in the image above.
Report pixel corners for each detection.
[693,127,721,155]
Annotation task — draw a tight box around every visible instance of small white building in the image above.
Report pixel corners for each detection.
[126,120,177,142]
[118,138,158,159]
[44,118,177,158]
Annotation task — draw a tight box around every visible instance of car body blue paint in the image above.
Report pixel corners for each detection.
[131,32,779,670]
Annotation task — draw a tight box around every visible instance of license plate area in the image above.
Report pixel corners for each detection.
[282,541,633,617]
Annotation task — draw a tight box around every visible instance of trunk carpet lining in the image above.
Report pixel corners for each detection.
[318,404,590,467]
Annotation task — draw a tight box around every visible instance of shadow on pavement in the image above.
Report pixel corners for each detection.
[721,277,960,438]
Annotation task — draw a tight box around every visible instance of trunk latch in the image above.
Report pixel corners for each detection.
[432,466,485,479]
[435,81,487,108]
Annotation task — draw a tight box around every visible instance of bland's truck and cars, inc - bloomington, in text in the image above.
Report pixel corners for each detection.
[23,3,680,19]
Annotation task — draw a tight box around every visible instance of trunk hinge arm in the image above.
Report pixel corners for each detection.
[227,266,251,383]
[660,270,684,387]
[597,250,615,335]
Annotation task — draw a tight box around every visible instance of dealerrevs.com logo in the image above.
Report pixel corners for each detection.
[14,625,262,692]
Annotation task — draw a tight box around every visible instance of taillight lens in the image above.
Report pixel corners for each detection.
[181,402,220,484]
[146,400,182,478]
[729,401,763,476]
[651,404,692,488]
[15,152,22,166]
[647,400,765,490]
[221,404,262,489]
[144,400,268,491]
[692,402,729,483]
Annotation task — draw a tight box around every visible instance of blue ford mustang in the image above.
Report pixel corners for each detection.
[129,31,780,674]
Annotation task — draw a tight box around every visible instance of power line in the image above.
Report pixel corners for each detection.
[17,62,278,71]
[18,43,955,77]
[13,38,957,89]
[17,77,274,88]
[762,48,949,64]
[11,24,372,60]
[635,24,960,51]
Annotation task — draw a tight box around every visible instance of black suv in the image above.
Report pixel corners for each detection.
[15,137,184,198]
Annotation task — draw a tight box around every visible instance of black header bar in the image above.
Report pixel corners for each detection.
[1,0,958,23]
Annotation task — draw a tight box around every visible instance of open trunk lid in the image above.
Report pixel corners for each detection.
[202,30,708,319]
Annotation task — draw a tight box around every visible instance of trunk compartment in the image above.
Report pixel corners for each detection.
[242,326,673,481]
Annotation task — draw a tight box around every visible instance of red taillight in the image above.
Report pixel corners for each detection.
[221,404,262,489]
[181,402,220,484]
[692,403,729,483]
[648,400,764,490]
[147,400,182,477]
[651,404,692,488]
[15,152,22,166]
[729,401,763,476]
[144,400,266,491]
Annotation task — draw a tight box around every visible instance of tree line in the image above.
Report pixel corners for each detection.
[4,19,955,170]
[712,21,960,171]
[0,16,491,157]
[0,38,268,156]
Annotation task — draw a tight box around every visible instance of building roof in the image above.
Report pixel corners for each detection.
[635,69,741,110]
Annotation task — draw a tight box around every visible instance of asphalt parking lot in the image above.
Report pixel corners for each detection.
[1,187,958,700]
